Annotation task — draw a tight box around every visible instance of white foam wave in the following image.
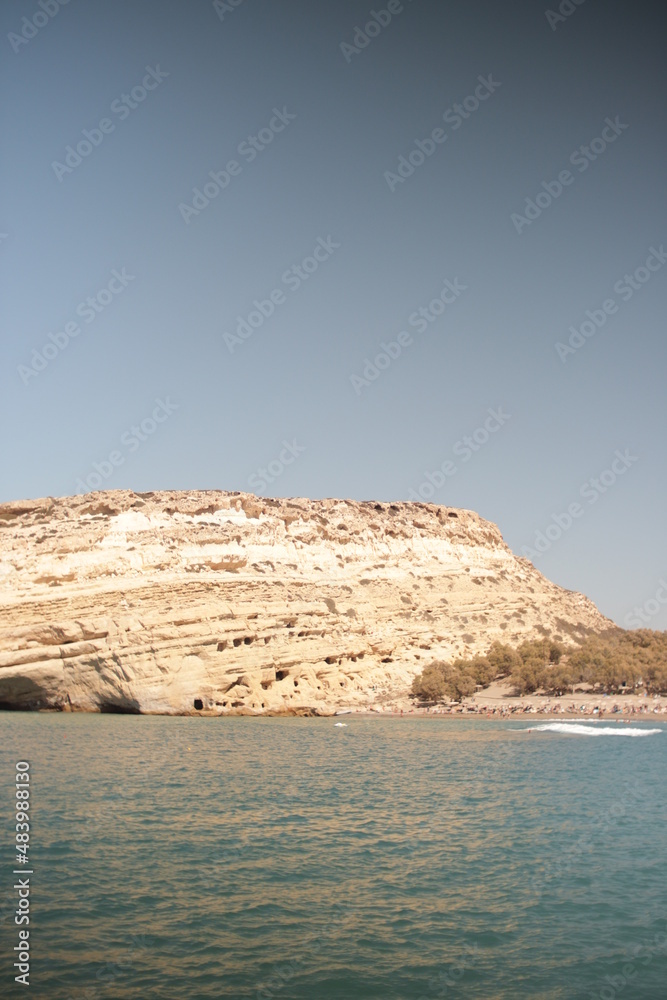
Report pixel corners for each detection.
[523,723,662,737]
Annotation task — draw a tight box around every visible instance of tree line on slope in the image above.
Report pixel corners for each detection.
[410,631,667,703]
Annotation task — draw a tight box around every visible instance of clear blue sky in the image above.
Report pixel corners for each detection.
[1,0,666,629]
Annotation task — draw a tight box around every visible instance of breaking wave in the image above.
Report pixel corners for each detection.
[520,722,663,737]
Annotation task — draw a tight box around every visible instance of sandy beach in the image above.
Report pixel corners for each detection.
[342,683,667,719]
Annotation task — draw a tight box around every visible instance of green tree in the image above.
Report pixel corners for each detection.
[411,662,450,702]
[486,642,521,678]
[411,661,477,703]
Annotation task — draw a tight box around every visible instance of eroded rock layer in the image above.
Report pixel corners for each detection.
[0,490,614,714]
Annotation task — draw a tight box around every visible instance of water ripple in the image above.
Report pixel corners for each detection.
[0,715,665,998]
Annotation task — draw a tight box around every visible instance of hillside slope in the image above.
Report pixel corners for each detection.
[0,490,615,714]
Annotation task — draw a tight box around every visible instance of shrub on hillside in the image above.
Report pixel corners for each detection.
[411,661,476,703]
[485,642,522,678]
[507,639,565,694]
[411,662,451,702]
[410,629,667,699]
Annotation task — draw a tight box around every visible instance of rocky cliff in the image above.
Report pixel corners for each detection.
[0,490,614,714]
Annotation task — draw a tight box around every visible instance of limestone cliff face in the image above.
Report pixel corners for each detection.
[0,490,614,714]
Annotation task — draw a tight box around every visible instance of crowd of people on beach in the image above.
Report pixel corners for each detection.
[445,701,665,717]
[368,698,667,717]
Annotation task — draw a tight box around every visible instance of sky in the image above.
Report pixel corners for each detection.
[1,0,666,630]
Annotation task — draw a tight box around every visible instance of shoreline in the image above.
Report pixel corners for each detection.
[8,692,667,719]
[334,685,667,719]
[344,707,667,720]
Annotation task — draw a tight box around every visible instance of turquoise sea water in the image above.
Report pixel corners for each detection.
[1,715,666,999]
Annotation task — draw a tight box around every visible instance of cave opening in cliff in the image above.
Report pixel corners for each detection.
[98,702,141,714]
[193,698,203,710]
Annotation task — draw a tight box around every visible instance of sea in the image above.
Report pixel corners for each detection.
[1,714,665,999]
